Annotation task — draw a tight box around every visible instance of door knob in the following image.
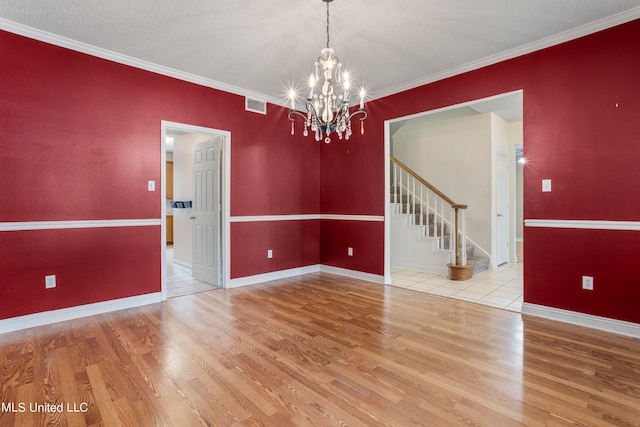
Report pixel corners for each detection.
[497,213,503,217]
[189,216,195,220]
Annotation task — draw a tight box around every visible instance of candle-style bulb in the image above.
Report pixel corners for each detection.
[288,89,296,109]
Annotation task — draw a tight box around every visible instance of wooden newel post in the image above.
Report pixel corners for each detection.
[448,204,472,281]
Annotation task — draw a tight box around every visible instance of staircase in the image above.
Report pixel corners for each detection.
[390,156,490,278]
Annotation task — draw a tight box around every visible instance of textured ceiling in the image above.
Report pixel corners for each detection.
[1,0,640,108]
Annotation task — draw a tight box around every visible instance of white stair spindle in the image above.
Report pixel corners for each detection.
[440,201,445,249]
[406,173,411,222]
[412,177,416,224]
[398,169,403,215]
[434,197,438,244]
[419,185,423,226]
[426,188,431,238]
[461,208,467,266]
[393,163,397,209]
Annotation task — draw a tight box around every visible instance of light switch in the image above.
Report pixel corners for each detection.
[148,180,156,191]
[45,275,56,289]
[542,179,552,192]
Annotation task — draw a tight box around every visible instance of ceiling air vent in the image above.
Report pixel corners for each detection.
[245,97,267,115]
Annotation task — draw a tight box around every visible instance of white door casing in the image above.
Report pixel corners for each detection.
[496,153,509,266]
[192,138,221,285]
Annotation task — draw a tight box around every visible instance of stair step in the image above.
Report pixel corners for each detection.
[412,213,436,224]
[390,190,486,277]
[440,239,468,251]
[468,256,490,275]
[420,223,448,235]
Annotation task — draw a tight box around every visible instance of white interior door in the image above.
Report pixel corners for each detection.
[192,138,220,285]
[496,153,509,266]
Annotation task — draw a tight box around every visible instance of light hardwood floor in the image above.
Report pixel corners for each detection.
[2,273,639,426]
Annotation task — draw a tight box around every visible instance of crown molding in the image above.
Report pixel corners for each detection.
[371,6,640,101]
[3,6,640,107]
[0,17,287,108]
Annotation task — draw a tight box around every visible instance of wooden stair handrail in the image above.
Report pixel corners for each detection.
[391,154,471,273]
[391,155,467,210]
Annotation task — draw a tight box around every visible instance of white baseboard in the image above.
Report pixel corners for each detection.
[172,259,192,270]
[1,265,386,333]
[227,264,386,288]
[319,265,386,284]
[521,303,640,338]
[0,293,162,334]
[227,265,321,288]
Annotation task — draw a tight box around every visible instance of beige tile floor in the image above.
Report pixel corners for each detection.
[390,261,523,312]
[166,247,220,298]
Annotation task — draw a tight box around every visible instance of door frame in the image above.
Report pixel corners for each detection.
[160,121,231,300]
[494,152,509,266]
[383,90,523,280]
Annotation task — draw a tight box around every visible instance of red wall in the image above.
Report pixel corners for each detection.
[320,220,384,275]
[231,220,319,278]
[525,228,639,324]
[364,19,640,323]
[318,125,386,275]
[3,17,640,325]
[231,116,320,217]
[0,29,320,320]
[0,227,160,319]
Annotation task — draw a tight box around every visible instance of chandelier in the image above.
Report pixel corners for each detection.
[288,0,367,143]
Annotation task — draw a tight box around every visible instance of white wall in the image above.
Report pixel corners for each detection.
[508,122,524,242]
[392,108,493,254]
[172,132,211,266]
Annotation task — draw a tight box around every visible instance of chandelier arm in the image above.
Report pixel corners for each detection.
[288,109,308,122]
[306,101,320,119]
[347,108,367,122]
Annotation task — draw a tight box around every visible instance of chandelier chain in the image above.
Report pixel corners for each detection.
[326,1,330,48]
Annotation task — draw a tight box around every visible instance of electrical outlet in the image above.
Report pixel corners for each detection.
[267,249,273,259]
[542,179,552,192]
[147,180,156,191]
[45,275,56,289]
[582,275,594,290]
[348,247,353,256]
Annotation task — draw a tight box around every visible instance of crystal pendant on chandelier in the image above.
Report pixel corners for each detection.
[287,0,367,143]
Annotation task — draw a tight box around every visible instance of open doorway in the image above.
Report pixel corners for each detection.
[161,121,231,300]
[384,91,524,311]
